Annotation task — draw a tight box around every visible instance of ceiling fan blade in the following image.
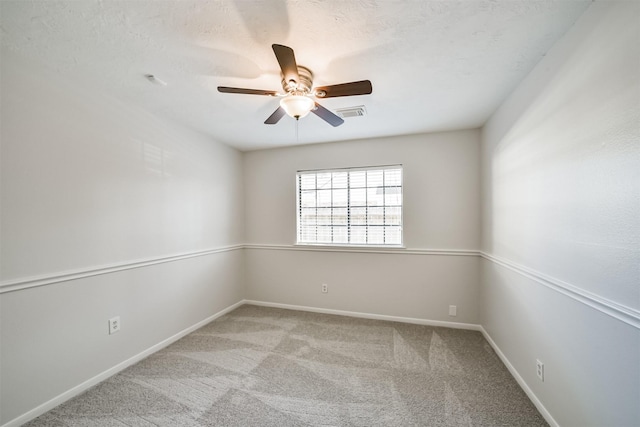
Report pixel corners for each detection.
[272,44,300,86]
[314,80,372,98]
[311,102,344,127]
[218,86,278,96]
[264,106,286,124]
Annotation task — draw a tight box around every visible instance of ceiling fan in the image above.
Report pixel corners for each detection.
[217,44,372,127]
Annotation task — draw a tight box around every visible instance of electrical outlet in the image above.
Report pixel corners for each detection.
[536,359,544,382]
[108,316,121,335]
[448,305,457,316]
[321,284,328,293]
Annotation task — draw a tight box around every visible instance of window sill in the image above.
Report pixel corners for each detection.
[294,243,406,250]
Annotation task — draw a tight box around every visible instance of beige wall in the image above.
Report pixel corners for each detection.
[480,1,640,425]
[244,131,481,249]
[0,50,245,424]
[243,131,482,324]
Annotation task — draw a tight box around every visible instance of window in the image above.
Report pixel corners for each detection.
[296,165,403,246]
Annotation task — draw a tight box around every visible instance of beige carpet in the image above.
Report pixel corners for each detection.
[26,304,547,426]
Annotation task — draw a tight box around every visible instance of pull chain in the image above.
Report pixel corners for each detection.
[295,118,299,144]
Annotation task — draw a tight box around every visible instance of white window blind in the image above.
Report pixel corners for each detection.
[296,165,403,246]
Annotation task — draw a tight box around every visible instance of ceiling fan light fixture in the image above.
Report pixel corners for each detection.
[280,95,314,119]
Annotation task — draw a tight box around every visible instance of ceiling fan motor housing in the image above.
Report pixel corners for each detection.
[282,66,314,95]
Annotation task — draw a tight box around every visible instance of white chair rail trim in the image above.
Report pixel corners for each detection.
[245,243,480,256]
[2,244,636,330]
[0,245,244,294]
[481,252,640,330]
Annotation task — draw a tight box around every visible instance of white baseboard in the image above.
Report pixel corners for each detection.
[479,326,559,427]
[243,299,483,331]
[2,300,245,427]
[5,299,556,427]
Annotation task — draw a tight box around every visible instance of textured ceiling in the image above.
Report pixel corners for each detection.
[0,0,591,151]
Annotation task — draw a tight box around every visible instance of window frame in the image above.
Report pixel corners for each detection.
[295,164,404,247]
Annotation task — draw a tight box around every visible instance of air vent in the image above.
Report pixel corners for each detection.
[335,105,366,118]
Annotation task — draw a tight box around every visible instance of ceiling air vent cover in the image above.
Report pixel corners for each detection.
[335,105,366,119]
